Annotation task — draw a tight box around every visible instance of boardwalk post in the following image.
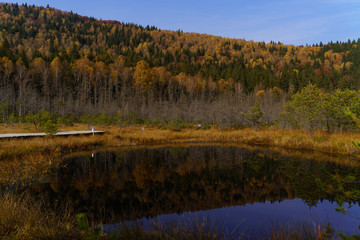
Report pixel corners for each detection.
[91,126,95,136]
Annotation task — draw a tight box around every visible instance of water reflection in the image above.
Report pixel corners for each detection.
[29,145,360,235]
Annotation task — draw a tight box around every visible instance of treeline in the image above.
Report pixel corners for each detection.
[1,107,211,133]
[0,3,360,129]
[2,84,359,135]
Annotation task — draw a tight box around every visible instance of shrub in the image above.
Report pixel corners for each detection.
[166,118,190,131]
[80,114,95,128]
[94,113,116,126]
[241,102,263,130]
[43,119,58,135]
[57,116,75,126]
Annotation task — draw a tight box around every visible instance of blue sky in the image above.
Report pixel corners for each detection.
[3,0,360,46]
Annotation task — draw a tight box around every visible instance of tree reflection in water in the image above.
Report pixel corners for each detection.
[28,145,360,234]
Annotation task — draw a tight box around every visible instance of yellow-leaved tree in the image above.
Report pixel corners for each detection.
[133,60,152,92]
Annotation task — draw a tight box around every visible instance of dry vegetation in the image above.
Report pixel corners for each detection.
[2,123,360,161]
[0,192,79,240]
[1,124,356,240]
[1,123,360,188]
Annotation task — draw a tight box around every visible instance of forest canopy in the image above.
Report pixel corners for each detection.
[0,3,360,130]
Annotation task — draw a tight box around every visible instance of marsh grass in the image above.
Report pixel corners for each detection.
[89,217,332,240]
[0,192,79,240]
[111,220,232,240]
[2,124,360,157]
[1,124,360,195]
[258,221,335,240]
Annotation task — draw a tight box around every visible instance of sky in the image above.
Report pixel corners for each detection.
[3,0,360,46]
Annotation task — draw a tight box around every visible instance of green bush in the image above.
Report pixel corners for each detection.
[23,109,58,131]
[80,114,95,128]
[43,120,58,135]
[229,122,245,130]
[57,116,75,126]
[94,113,116,126]
[166,118,190,131]
[241,102,264,130]
[6,113,17,126]
[0,101,9,123]
[76,213,102,240]
[119,111,145,127]
[149,117,165,127]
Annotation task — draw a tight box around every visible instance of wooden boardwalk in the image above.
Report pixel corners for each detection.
[0,130,105,139]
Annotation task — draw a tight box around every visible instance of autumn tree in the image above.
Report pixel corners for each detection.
[0,57,13,91]
[93,61,107,106]
[50,57,63,91]
[133,60,152,92]
[31,57,50,109]
[72,58,94,107]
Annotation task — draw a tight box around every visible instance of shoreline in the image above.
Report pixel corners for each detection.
[1,124,360,160]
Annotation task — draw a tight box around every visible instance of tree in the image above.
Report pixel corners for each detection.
[31,57,50,109]
[15,59,29,119]
[323,89,360,133]
[72,58,94,106]
[93,61,107,106]
[133,60,152,92]
[50,57,63,91]
[0,101,9,123]
[0,56,13,91]
[241,102,263,130]
[282,84,324,135]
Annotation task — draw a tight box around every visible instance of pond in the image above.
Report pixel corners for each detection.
[27,145,360,238]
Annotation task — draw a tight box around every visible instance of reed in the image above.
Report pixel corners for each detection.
[82,217,332,240]
[106,126,360,156]
[2,124,360,161]
[258,221,334,240]
[1,124,360,189]
[0,192,79,240]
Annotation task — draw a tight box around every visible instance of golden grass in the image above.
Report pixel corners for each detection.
[1,124,360,188]
[0,192,79,240]
[106,126,360,156]
[2,124,360,161]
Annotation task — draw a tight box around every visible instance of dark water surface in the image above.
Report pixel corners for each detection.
[29,145,360,237]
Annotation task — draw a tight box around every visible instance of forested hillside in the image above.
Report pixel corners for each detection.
[0,3,360,128]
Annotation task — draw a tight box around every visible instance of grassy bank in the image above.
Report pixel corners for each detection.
[2,124,360,159]
[1,124,360,189]
[0,192,78,240]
